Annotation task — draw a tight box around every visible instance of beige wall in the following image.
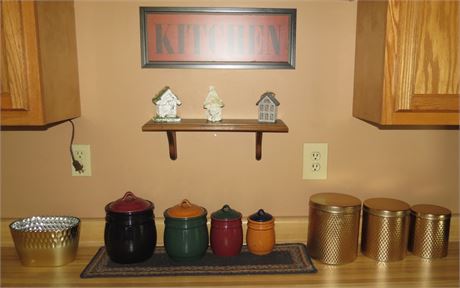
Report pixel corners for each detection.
[1,0,458,218]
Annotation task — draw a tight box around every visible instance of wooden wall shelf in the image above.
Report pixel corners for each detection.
[142,119,289,160]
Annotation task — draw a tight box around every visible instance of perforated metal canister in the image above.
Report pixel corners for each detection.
[361,198,410,262]
[409,204,451,259]
[307,193,361,265]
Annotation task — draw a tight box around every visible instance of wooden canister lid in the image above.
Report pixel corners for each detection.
[309,192,361,214]
[363,198,410,218]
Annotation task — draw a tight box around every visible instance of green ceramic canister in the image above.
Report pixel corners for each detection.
[163,199,208,261]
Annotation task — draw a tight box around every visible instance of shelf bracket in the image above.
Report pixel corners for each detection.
[255,132,263,161]
[166,131,177,160]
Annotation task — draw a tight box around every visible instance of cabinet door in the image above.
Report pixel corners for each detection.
[391,1,459,113]
[1,0,45,125]
[0,0,29,111]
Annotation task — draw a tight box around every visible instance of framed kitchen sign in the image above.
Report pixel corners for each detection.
[140,7,296,69]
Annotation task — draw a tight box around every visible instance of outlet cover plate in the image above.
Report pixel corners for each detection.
[303,143,328,180]
[71,144,92,176]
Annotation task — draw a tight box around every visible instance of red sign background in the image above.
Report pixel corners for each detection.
[146,13,291,63]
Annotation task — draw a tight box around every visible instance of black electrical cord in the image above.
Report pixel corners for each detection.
[69,120,84,173]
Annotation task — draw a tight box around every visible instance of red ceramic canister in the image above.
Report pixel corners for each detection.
[211,204,243,256]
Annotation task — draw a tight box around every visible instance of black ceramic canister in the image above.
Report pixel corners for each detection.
[104,191,157,263]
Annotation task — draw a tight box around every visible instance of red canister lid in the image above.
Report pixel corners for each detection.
[106,191,153,213]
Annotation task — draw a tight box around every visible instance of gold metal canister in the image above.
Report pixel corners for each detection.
[361,198,410,262]
[409,204,451,259]
[9,216,80,266]
[307,193,361,265]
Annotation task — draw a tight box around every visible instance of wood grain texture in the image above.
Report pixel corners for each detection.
[1,242,458,287]
[255,131,263,160]
[1,0,80,126]
[1,39,12,107]
[411,94,459,111]
[413,1,459,97]
[352,0,388,124]
[389,0,459,112]
[142,119,289,133]
[353,0,460,126]
[166,131,178,160]
[2,217,459,287]
[35,0,81,124]
[0,0,30,111]
[1,0,44,124]
[143,119,288,160]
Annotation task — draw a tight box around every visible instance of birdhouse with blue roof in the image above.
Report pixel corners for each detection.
[256,92,280,123]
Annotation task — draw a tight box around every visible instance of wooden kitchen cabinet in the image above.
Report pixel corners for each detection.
[353,0,459,126]
[1,0,80,126]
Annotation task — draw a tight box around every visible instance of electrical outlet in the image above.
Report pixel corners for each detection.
[71,144,92,176]
[312,152,321,161]
[303,143,328,180]
[311,162,321,172]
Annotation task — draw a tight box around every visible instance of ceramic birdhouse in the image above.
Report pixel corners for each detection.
[152,86,181,122]
[256,92,279,123]
[203,86,224,122]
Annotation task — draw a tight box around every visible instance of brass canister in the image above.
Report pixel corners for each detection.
[361,198,410,262]
[409,204,451,259]
[307,193,361,265]
[9,216,80,266]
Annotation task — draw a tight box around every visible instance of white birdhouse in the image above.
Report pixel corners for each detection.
[152,86,181,122]
[256,92,279,123]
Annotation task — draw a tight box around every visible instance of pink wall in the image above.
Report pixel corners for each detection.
[1,0,458,218]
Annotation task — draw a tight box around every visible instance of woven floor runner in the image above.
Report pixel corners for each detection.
[80,243,317,278]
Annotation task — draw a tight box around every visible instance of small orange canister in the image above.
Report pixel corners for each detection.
[246,209,275,255]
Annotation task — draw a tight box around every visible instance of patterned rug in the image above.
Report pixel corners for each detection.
[80,243,317,278]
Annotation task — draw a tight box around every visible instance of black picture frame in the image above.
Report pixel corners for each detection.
[140,7,296,69]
